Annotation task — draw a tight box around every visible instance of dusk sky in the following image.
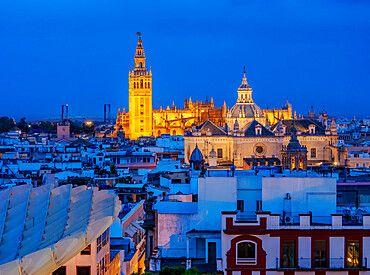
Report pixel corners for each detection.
[1,0,369,121]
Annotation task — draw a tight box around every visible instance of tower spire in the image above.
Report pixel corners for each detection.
[135,32,146,68]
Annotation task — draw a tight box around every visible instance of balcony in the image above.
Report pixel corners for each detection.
[275,257,367,269]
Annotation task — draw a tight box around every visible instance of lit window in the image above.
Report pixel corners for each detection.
[347,240,360,267]
[80,244,91,255]
[237,241,256,264]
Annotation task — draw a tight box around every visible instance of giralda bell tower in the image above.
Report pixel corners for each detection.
[128,32,153,140]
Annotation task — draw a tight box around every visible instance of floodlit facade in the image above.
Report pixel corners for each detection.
[0,184,120,275]
[115,33,291,140]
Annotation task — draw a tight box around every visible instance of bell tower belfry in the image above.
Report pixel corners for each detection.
[129,32,153,139]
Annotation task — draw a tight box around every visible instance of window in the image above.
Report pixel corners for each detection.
[311,148,317,158]
[314,240,327,267]
[77,266,90,275]
[196,238,206,259]
[237,242,256,264]
[347,240,360,267]
[53,266,66,275]
[237,200,244,212]
[140,80,143,88]
[97,229,109,253]
[299,156,304,170]
[97,236,101,253]
[256,200,262,211]
[282,240,295,268]
[81,244,91,255]
[291,156,296,169]
[217,148,223,158]
[192,194,198,202]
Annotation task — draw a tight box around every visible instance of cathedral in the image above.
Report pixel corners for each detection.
[116,33,293,140]
[115,33,225,140]
[184,74,344,168]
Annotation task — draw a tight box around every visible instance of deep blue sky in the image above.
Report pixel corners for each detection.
[1,0,369,121]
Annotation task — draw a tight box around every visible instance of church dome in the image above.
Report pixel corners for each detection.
[229,103,264,119]
[190,146,204,162]
[227,69,265,120]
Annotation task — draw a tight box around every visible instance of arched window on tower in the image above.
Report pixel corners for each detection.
[291,156,296,170]
[134,82,136,89]
[141,80,143,88]
[299,156,304,170]
[139,62,142,68]
[148,82,151,89]
[145,82,147,89]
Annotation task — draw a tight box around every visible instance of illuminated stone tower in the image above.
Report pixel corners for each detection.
[129,32,153,139]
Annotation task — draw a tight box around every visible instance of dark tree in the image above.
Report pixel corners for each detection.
[17,117,29,133]
[0,117,15,133]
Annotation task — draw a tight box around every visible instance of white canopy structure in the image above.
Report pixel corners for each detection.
[0,184,121,275]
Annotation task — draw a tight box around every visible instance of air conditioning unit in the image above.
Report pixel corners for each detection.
[284,216,294,224]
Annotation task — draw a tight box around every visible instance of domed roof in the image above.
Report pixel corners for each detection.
[190,145,204,162]
[209,149,216,158]
[239,80,251,89]
[229,103,264,119]
[286,126,307,151]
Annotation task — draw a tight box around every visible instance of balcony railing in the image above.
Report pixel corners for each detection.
[235,211,257,221]
[276,257,367,269]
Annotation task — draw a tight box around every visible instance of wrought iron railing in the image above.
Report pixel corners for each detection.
[275,257,367,269]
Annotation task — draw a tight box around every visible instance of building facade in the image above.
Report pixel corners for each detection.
[184,119,344,168]
[115,34,226,140]
[115,34,291,140]
[222,211,370,275]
